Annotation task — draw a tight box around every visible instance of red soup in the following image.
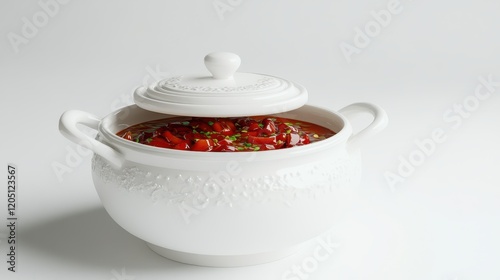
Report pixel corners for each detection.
[116,116,335,152]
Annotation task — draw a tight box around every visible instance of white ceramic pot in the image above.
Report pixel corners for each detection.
[58,52,388,267]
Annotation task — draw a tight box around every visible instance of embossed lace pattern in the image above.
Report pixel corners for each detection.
[92,155,360,207]
[157,76,279,93]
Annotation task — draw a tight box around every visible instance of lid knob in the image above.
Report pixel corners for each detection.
[204,52,241,80]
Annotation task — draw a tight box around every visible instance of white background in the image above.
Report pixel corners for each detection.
[1,0,500,279]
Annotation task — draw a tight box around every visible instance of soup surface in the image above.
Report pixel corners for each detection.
[117,116,335,152]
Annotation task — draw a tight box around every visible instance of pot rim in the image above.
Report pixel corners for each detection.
[97,104,353,161]
[59,102,386,168]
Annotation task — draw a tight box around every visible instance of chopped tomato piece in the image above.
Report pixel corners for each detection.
[261,118,276,135]
[148,137,170,148]
[248,135,276,145]
[212,139,237,152]
[173,142,190,150]
[220,119,236,131]
[162,130,184,144]
[192,139,215,151]
[248,122,260,132]
[278,123,298,134]
[212,121,223,132]
[213,121,234,136]
[276,133,287,143]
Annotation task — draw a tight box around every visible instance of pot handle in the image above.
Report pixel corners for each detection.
[338,103,388,150]
[59,110,124,168]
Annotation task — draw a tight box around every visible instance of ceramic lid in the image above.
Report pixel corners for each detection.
[134,52,308,117]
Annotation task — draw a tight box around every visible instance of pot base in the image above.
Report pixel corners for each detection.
[146,242,303,267]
